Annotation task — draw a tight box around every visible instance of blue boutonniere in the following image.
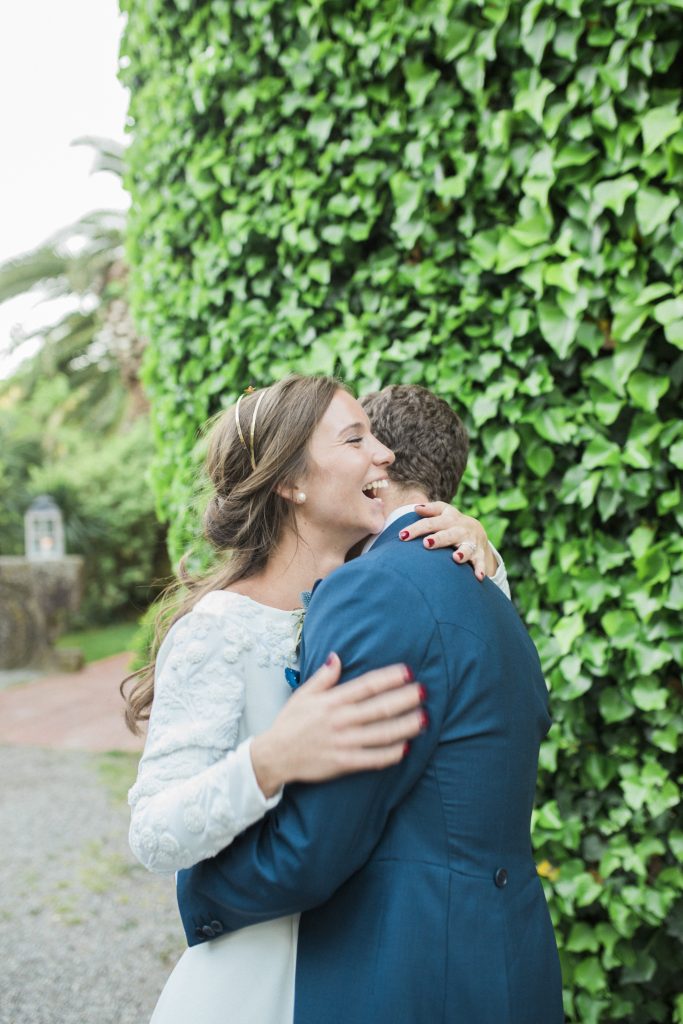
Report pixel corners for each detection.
[285,590,312,691]
[284,666,301,690]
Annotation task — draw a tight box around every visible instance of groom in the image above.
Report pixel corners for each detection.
[177,384,563,1024]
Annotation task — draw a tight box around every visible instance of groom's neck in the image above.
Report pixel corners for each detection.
[343,486,429,563]
[381,483,429,519]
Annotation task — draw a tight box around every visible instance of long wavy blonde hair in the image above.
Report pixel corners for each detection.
[121,374,343,734]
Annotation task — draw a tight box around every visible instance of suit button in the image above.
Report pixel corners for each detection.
[210,920,224,935]
[194,927,205,939]
[201,924,216,938]
[494,868,508,888]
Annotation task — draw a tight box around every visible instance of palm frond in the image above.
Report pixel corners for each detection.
[0,248,70,304]
[0,211,126,310]
[43,209,126,253]
[71,135,126,179]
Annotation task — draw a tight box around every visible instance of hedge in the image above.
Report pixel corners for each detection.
[0,376,167,625]
[119,1,683,1019]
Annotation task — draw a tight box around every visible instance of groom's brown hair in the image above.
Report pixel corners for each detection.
[360,385,468,502]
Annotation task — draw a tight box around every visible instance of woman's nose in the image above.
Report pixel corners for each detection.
[373,441,395,466]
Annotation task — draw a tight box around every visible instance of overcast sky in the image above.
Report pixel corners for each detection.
[0,0,129,377]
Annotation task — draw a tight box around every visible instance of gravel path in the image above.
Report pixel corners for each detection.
[0,745,184,1024]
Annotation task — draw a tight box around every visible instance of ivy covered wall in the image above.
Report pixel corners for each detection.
[119,1,683,1020]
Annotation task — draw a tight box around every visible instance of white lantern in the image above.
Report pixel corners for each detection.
[24,495,65,561]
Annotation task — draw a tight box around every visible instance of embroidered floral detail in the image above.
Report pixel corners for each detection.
[131,824,158,857]
[183,802,207,834]
[185,640,207,664]
[158,832,181,857]
[128,596,298,874]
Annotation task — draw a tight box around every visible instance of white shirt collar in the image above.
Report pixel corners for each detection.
[361,504,420,555]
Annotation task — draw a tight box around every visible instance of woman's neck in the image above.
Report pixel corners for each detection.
[228,529,348,611]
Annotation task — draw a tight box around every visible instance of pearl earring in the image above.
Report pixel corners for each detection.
[295,491,306,504]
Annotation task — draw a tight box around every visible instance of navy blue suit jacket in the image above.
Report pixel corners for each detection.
[177,513,563,1023]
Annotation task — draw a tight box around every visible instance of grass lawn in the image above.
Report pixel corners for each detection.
[56,621,139,663]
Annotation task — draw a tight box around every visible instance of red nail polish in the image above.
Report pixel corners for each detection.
[417,684,427,702]
[426,537,435,548]
[403,742,411,757]
[404,665,414,682]
[399,530,409,540]
[456,551,463,561]
[325,652,336,666]
[420,711,429,731]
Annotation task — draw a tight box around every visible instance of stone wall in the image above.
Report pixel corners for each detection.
[0,557,84,670]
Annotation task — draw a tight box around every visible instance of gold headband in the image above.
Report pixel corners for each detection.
[235,389,266,471]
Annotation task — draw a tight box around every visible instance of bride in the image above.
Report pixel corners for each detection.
[123,374,506,1022]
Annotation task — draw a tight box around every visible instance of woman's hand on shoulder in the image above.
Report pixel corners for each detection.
[250,654,427,796]
[397,501,498,581]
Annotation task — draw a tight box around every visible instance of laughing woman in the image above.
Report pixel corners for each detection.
[123,374,506,1023]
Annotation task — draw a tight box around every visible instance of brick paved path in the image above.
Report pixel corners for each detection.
[0,653,144,752]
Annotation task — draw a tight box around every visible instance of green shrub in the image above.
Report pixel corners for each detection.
[28,419,169,625]
[0,378,57,554]
[0,390,168,625]
[120,1,683,1018]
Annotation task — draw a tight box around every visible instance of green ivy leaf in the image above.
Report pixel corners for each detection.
[520,18,556,66]
[574,956,608,995]
[307,259,331,285]
[469,229,499,270]
[455,54,485,96]
[514,68,556,125]
[602,608,639,646]
[389,173,424,224]
[307,113,334,147]
[509,211,553,247]
[612,307,648,344]
[404,58,440,107]
[599,688,635,723]
[543,257,583,293]
[627,372,670,412]
[526,406,577,444]
[583,436,621,469]
[653,296,683,325]
[524,442,555,477]
[640,102,683,156]
[635,187,679,235]
[664,320,683,348]
[537,302,579,356]
[553,613,585,654]
[631,680,669,711]
[593,175,639,216]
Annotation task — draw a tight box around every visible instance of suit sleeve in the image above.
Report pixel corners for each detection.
[177,559,450,945]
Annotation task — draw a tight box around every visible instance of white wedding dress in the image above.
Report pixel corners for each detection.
[128,590,304,1024]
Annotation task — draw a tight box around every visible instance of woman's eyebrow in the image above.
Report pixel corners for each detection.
[336,421,365,438]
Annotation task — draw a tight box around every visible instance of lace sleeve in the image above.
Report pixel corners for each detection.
[128,610,282,874]
[488,543,511,600]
